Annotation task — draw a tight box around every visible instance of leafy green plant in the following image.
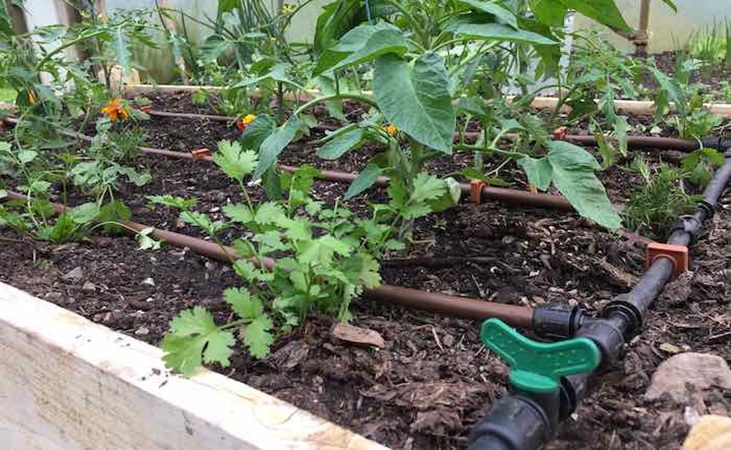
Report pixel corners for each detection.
[149,140,408,375]
[649,61,723,140]
[681,147,726,187]
[240,0,627,229]
[623,158,702,239]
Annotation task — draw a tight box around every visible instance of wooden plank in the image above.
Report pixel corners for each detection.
[0,281,386,450]
[123,84,731,118]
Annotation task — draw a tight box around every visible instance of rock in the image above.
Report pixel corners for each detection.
[332,322,385,349]
[646,353,731,403]
[62,266,84,283]
[82,281,97,292]
[682,415,731,450]
[134,327,150,336]
[141,277,155,286]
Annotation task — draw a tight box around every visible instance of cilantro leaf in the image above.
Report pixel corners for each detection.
[223,203,254,223]
[147,195,198,210]
[161,307,235,376]
[213,140,258,181]
[243,315,274,358]
[223,287,264,320]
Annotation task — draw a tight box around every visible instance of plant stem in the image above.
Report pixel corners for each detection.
[292,93,377,117]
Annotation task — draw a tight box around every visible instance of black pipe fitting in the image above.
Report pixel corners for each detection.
[531,303,592,338]
[467,157,731,450]
[468,392,556,450]
[559,373,589,420]
[700,136,728,151]
[601,294,643,336]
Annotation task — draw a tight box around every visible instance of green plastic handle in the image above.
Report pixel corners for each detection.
[481,318,601,394]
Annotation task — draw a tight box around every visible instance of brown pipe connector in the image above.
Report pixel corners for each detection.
[470,179,485,204]
[191,148,211,160]
[2,191,534,327]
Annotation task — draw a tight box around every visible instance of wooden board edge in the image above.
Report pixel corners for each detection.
[0,281,387,450]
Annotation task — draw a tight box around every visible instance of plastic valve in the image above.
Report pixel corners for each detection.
[481,319,601,393]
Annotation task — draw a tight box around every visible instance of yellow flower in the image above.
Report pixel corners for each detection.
[236,113,257,131]
[282,4,294,14]
[101,98,129,122]
[383,123,398,137]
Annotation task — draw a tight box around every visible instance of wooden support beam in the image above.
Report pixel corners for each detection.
[0,282,386,450]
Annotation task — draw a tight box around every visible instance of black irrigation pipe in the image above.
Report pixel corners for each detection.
[468,154,731,450]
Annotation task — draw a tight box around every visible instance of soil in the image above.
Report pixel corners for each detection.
[1,92,729,449]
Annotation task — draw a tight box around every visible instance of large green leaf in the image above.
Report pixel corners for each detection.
[344,164,382,200]
[459,0,518,28]
[240,115,277,150]
[519,141,621,229]
[254,117,300,179]
[200,34,232,62]
[649,66,686,117]
[111,26,132,74]
[528,0,567,27]
[447,16,557,45]
[374,53,455,153]
[317,128,365,160]
[314,22,408,76]
[561,0,630,32]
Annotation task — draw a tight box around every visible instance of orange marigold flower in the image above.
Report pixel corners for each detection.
[236,113,257,131]
[383,123,398,137]
[101,98,129,122]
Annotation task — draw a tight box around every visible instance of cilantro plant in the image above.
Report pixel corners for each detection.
[149,140,409,375]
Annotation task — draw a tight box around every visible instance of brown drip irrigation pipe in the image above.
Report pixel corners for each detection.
[3,190,534,327]
[3,116,574,211]
[5,117,660,245]
[141,109,711,152]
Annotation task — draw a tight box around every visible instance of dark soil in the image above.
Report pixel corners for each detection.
[1,92,729,449]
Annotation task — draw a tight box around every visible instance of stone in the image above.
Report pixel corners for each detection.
[645,353,731,403]
[62,266,84,283]
[141,277,155,286]
[82,281,97,292]
[682,415,731,450]
[135,327,150,336]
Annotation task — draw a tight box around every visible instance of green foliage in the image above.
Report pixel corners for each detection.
[624,159,703,239]
[154,152,406,375]
[681,148,726,187]
[519,142,622,229]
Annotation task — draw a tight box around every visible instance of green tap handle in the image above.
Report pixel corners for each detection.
[481,318,600,393]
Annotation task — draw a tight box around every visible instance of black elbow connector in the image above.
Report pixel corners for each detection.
[468,394,554,450]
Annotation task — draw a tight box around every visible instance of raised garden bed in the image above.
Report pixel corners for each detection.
[2,90,729,449]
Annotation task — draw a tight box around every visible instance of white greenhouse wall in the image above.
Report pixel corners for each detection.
[575,0,731,54]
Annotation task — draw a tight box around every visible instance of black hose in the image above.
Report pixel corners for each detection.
[469,155,731,450]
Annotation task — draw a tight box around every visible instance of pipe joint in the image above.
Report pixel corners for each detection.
[701,136,730,151]
[468,394,554,450]
[601,294,643,337]
[531,303,589,338]
[575,318,627,368]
